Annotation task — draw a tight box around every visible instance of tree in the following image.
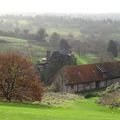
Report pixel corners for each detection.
[14,28,20,35]
[67,33,74,41]
[41,51,76,84]
[59,39,71,54]
[23,29,29,35]
[50,32,60,42]
[0,52,43,102]
[107,40,118,57]
[36,28,48,41]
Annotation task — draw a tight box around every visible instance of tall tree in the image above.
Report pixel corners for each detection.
[0,52,43,102]
[59,39,71,54]
[50,32,60,42]
[36,28,48,41]
[107,40,118,57]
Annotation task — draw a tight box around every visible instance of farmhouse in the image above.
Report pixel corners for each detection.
[53,61,120,92]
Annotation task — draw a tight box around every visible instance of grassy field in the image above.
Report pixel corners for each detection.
[0,97,120,120]
[0,19,81,37]
[0,35,98,64]
[46,27,81,36]
[75,53,97,64]
[0,35,52,62]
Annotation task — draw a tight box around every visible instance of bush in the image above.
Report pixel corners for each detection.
[41,92,83,106]
[102,82,120,95]
[97,82,120,107]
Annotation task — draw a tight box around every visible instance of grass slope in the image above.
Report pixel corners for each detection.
[0,97,120,120]
[0,35,98,64]
[0,35,51,62]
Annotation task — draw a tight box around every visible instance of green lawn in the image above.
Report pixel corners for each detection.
[0,97,120,120]
[75,53,97,64]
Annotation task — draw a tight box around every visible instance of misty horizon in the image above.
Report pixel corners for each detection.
[0,0,120,15]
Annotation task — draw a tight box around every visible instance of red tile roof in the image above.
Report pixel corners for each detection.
[58,61,120,85]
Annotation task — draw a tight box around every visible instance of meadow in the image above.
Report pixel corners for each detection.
[0,35,51,62]
[0,97,120,120]
[0,35,98,64]
[46,26,81,36]
[75,53,97,64]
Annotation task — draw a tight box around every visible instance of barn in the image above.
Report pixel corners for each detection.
[53,61,120,92]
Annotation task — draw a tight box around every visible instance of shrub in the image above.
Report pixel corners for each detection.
[98,82,120,107]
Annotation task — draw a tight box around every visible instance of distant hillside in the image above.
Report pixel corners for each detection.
[0,14,120,63]
[0,35,54,62]
[1,14,120,38]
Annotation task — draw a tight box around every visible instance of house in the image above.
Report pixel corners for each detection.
[53,61,120,92]
[36,50,74,72]
[36,50,76,84]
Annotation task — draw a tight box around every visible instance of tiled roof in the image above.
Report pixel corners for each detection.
[59,61,120,85]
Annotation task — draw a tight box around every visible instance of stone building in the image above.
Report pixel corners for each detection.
[53,61,120,92]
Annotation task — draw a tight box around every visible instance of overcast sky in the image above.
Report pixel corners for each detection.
[0,0,120,14]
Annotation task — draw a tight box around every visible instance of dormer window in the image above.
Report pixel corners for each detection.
[96,65,106,73]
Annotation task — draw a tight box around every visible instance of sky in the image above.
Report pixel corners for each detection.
[0,0,120,14]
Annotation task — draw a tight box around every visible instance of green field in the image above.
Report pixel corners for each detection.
[75,53,97,64]
[0,97,120,120]
[0,35,52,62]
[1,19,81,36]
[0,35,98,64]
[46,27,81,36]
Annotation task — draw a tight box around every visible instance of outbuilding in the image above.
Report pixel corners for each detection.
[53,61,120,92]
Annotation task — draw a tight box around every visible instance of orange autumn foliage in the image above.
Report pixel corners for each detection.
[0,52,43,102]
